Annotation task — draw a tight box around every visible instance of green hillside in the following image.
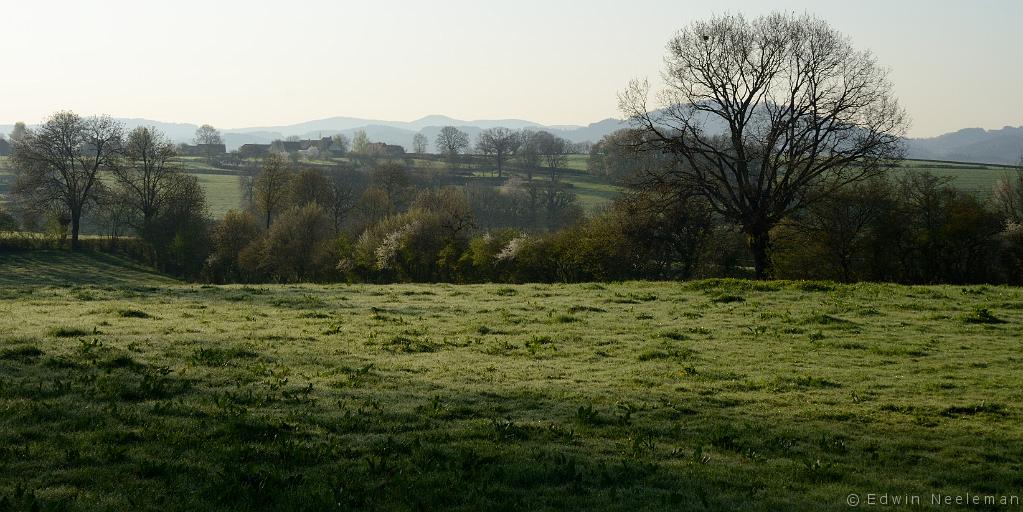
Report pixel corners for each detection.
[0,254,1020,510]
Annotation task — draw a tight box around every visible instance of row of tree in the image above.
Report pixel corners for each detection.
[166,121,582,178]
[203,157,1023,285]
[4,110,1023,284]
[8,113,207,271]
[5,13,1022,285]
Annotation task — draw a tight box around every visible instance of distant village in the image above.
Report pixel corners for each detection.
[176,138,405,160]
[0,135,406,160]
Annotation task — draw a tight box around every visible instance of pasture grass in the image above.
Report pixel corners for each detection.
[2,157,1017,220]
[0,253,1022,510]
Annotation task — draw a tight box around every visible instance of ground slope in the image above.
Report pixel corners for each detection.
[0,257,1021,510]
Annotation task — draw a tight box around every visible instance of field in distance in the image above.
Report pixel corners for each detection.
[2,156,1019,218]
[0,252,1021,510]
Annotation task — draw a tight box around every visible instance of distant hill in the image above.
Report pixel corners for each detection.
[213,115,621,151]
[3,116,1020,164]
[907,126,1023,165]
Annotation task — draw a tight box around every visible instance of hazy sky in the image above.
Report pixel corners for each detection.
[3,0,1020,137]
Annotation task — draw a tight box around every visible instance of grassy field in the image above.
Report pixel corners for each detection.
[1,252,1021,510]
[192,173,244,218]
[898,159,1019,197]
[1,156,1020,219]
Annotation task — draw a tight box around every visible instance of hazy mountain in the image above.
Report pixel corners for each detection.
[215,117,628,151]
[906,126,1023,165]
[3,116,1019,164]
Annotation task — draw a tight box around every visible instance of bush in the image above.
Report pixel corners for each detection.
[204,210,262,283]
[774,173,1006,284]
[247,203,340,283]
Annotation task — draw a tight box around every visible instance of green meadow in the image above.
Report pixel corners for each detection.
[1,251,1021,510]
[4,156,1018,218]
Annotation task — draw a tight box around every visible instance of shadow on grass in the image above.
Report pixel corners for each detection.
[0,250,177,288]
[1,343,1021,511]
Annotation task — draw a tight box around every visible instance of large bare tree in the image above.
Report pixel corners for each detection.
[113,127,179,235]
[193,124,223,163]
[533,131,568,181]
[412,133,429,155]
[619,12,908,278]
[11,111,123,249]
[254,152,292,229]
[324,164,367,232]
[434,126,469,164]
[476,127,520,177]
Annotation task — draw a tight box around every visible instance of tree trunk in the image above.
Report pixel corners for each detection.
[747,227,772,280]
[70,213,81,251]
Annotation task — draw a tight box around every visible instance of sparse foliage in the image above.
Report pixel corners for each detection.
[254,152,292,229]
[435,126,470,164]
[413,133,429,155]
[476,127,521,177]
[11,111,124,249]
[620,12,908,278]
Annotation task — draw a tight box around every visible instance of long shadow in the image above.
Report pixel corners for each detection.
[0,250,176,287]
[1,339,1020,512]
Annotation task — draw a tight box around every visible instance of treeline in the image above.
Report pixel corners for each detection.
[3,111,1023,285]
[157,159,1023,285]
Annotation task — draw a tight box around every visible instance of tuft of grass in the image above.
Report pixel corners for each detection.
[790,281,837,292]
[117,308,152,319]
[385,334,437,353]
[575,404,603,426]
[551,313,579,324]
[961,307,1005,324]
[658,329,688,341]
[568,305,606,314]
[0,346,44,360]
[801,313,856,327]
[99,354,144,370]
[190,347,259,367]
[524,335,556,356]
[637,347,695,361]
[940,402,1007,417]
[47,326,93,338]
[775,375,842,390]
[710,294,744,304]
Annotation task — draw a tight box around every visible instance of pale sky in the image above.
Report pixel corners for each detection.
[2,0,1020,137]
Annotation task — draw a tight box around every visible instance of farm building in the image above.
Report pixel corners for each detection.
[238,144,271,158]
[178,143,227,156]
[366,142,406,157]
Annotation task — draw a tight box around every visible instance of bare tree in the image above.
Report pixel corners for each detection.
[324,164,367,232]
[290,168,333,209]
[331,134,350,155]
[413,133,429,155]
[8,122,27,143]
[435,126,469,165]
[254,152,292,229]
[11,111,123,249]
[517,129,541,180]
[533,131,568,180]
[620,12,908,278]
[237,161,260,212]
[476,127,521,177]
[351,130,370,154]
[193,124,223,163]
[113,126,179,235]
[994,164,1023,224]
